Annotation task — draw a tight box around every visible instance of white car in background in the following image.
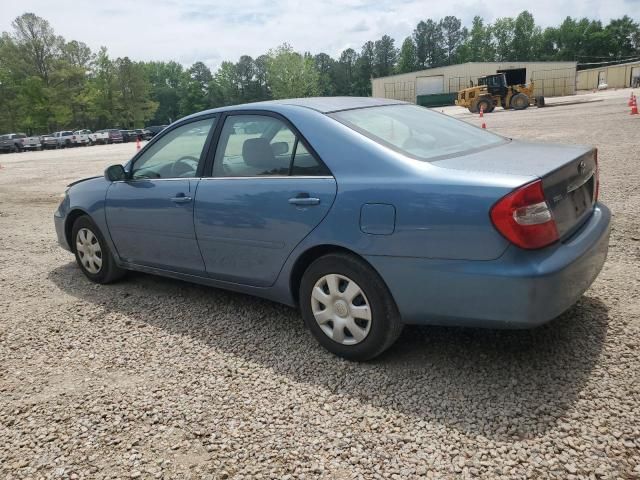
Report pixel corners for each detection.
[53,131,75,148]
[72,130,91,146]
[88,130,110,145]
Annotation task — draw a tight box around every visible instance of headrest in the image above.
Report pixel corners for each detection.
[242,137,275,169]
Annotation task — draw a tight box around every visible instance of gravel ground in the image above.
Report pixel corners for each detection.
[1,89,639,479]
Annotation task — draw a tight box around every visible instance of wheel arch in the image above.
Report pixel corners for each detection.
[288,244,394,307]
[64,208,91,253]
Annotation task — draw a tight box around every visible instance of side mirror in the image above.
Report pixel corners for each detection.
[271,141,289,156]
[104,164,126,182]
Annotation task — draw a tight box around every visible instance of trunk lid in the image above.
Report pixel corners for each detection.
[432,140,598,239]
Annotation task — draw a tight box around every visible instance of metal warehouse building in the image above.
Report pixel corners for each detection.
[371,61,577,106]
[576,61,640,90]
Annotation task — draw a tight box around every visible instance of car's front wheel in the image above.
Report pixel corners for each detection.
[299,253,403,361]
[72,215,126,284]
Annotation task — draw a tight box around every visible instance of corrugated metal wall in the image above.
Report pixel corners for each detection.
[372,62,577,103]
[576,62,640,90]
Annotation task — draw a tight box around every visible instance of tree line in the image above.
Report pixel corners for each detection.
[1,12,639,134]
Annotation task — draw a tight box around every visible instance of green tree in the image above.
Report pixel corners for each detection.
[413,20,445,67]
[10,13,62,86]
[373,34,397,77]
[396,37,417,73]
[113,57,157,128]
[265,44,319,99]
[314,52,336,96]
[440,16,465,64]
[180,61,213,115]
[512,11,539,61]
[144,61,183,124]
[492,17,515,61]
[458,16,494,62]
[353,41,375,95]
[335,48,358,95]
[606,15,640,59]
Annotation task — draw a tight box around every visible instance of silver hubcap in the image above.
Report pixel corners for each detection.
[311,274,372,345]
[76,228,102,274]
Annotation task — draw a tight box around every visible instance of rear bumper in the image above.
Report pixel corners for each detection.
[366,203,611,328]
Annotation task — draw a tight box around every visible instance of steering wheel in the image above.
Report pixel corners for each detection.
[171,155,199,177]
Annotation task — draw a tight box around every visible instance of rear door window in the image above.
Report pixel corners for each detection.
[212,115,328,177]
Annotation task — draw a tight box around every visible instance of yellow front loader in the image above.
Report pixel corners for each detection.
[455,73,545,113]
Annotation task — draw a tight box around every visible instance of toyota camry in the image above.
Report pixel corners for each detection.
[54,97,610,361]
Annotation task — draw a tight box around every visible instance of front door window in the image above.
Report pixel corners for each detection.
[131,118,215,179]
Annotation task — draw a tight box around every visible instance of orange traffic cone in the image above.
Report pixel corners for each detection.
[481,122,486,129]
[136,137,141,150]
[479,106,484,118]
[628,92,635,106]
[631,98,638,115]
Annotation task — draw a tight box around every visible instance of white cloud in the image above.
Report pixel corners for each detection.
[0,0,637,70]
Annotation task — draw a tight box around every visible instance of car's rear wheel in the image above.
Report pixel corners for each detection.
[299,253,403,361]
[72,215,126,284]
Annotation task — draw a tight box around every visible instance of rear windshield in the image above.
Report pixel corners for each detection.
[331,104,505,161]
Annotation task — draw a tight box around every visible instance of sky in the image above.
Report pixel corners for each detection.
[1,0,639,69]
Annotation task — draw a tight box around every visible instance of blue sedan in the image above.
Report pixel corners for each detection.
[54,97,610,360]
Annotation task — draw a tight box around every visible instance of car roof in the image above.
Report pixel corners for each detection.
[251,96,408,113]
[182,96,408,122]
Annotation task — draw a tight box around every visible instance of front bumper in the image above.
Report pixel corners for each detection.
[366,203,611,328]
[54,207,71,252]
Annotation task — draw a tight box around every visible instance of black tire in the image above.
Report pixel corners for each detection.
[299,253,403,361]
[71,215,126,284]
[536,95,545,108]
[476,96,493,114]
[511,93,530,110]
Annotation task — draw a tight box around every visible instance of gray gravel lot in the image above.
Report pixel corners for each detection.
[1,89,639,479]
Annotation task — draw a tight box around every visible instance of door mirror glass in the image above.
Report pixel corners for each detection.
[105,164,126,182]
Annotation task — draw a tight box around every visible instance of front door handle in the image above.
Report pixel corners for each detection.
[171,194,192,204]
[289,194,320,206]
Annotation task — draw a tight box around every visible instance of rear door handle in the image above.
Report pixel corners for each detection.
[289,194,320,206]
[171,194,192,204]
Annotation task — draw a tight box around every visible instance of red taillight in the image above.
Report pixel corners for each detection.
[490,179,559,250]
[594,149,599,202]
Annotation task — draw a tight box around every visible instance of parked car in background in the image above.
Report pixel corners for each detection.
[53,131,75,148]
[145,125,168,138]
[40,134,58,150]
[105,129,123,144]
[71,130,90,146]
[90,130,110,145]
[54,97,611,361]
[0,133,41,152]
[134,128,151,141]
[120,130,136,143]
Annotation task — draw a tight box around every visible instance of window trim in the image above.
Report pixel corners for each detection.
[202,110,332,178]
[126,113,218,180]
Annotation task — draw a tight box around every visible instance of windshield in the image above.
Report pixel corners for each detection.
[331,104,505,161]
